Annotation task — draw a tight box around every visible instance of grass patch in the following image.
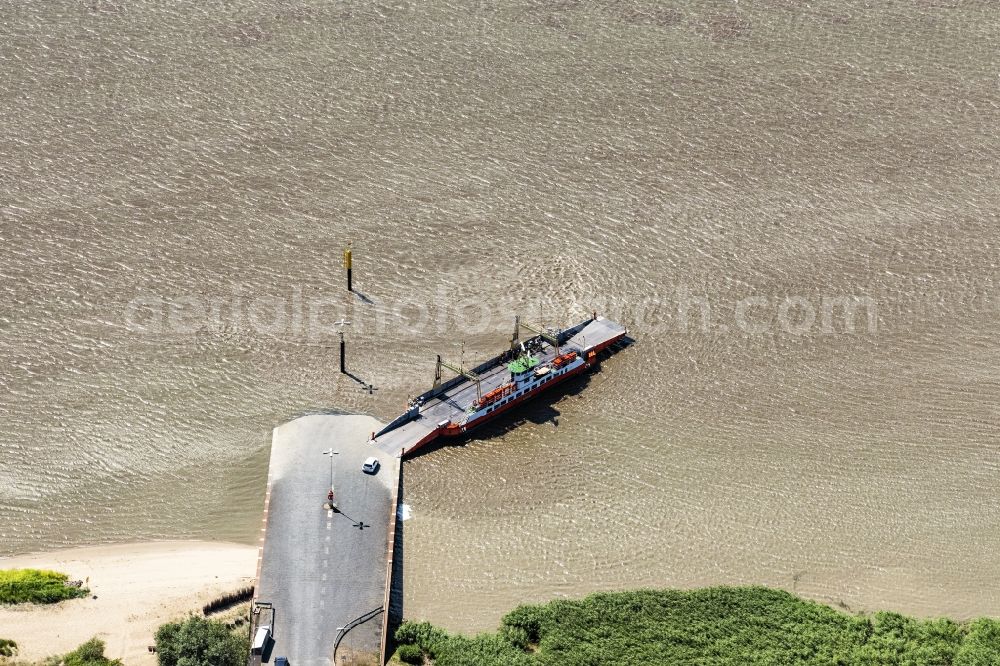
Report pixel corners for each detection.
[0,569,88,605]
[394,586,1000,665]
[202,586,254,616]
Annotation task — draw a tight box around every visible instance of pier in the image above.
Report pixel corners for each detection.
[253,415,397,666]
[251,315,630,665]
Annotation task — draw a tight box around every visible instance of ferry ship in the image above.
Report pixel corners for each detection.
[372,314,630,458]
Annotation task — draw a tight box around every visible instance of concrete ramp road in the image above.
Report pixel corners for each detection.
[255,415,396,666]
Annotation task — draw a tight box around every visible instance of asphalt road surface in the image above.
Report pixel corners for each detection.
[256,414,397,666]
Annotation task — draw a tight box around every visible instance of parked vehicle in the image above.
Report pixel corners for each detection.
[251,626,271,655]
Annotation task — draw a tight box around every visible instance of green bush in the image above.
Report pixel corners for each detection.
[954,618,1000,666]
[397,643,423,664]
[0,638,17,658]
[154,615,248,666]
[395,586,1000,666]
[40,638,122,666]
[0,569,88,604]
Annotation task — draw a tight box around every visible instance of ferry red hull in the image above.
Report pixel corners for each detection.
[372,315,629,460]
[440,351,594,438]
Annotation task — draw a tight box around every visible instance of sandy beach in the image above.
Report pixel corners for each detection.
[0,541,257,665]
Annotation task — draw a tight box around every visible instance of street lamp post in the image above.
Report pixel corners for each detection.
[323,448,339,497]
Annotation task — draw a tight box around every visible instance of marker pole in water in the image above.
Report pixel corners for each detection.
[343,245,353,292]
[339,331,346,374]
[334,319,351,374]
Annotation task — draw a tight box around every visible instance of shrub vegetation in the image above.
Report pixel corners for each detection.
[0,638,17,658]
[396,643,424,664]
[0,569,88,605]
[394,586,1000,666]
[154,615,248,666]
[40,638,122,666]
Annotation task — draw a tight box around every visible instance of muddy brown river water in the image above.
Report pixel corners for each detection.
[1,0,998,632]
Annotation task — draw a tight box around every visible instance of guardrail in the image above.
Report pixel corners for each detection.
[332,607,384,662]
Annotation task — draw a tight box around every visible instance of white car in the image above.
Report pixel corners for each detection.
[362,457,380,474]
